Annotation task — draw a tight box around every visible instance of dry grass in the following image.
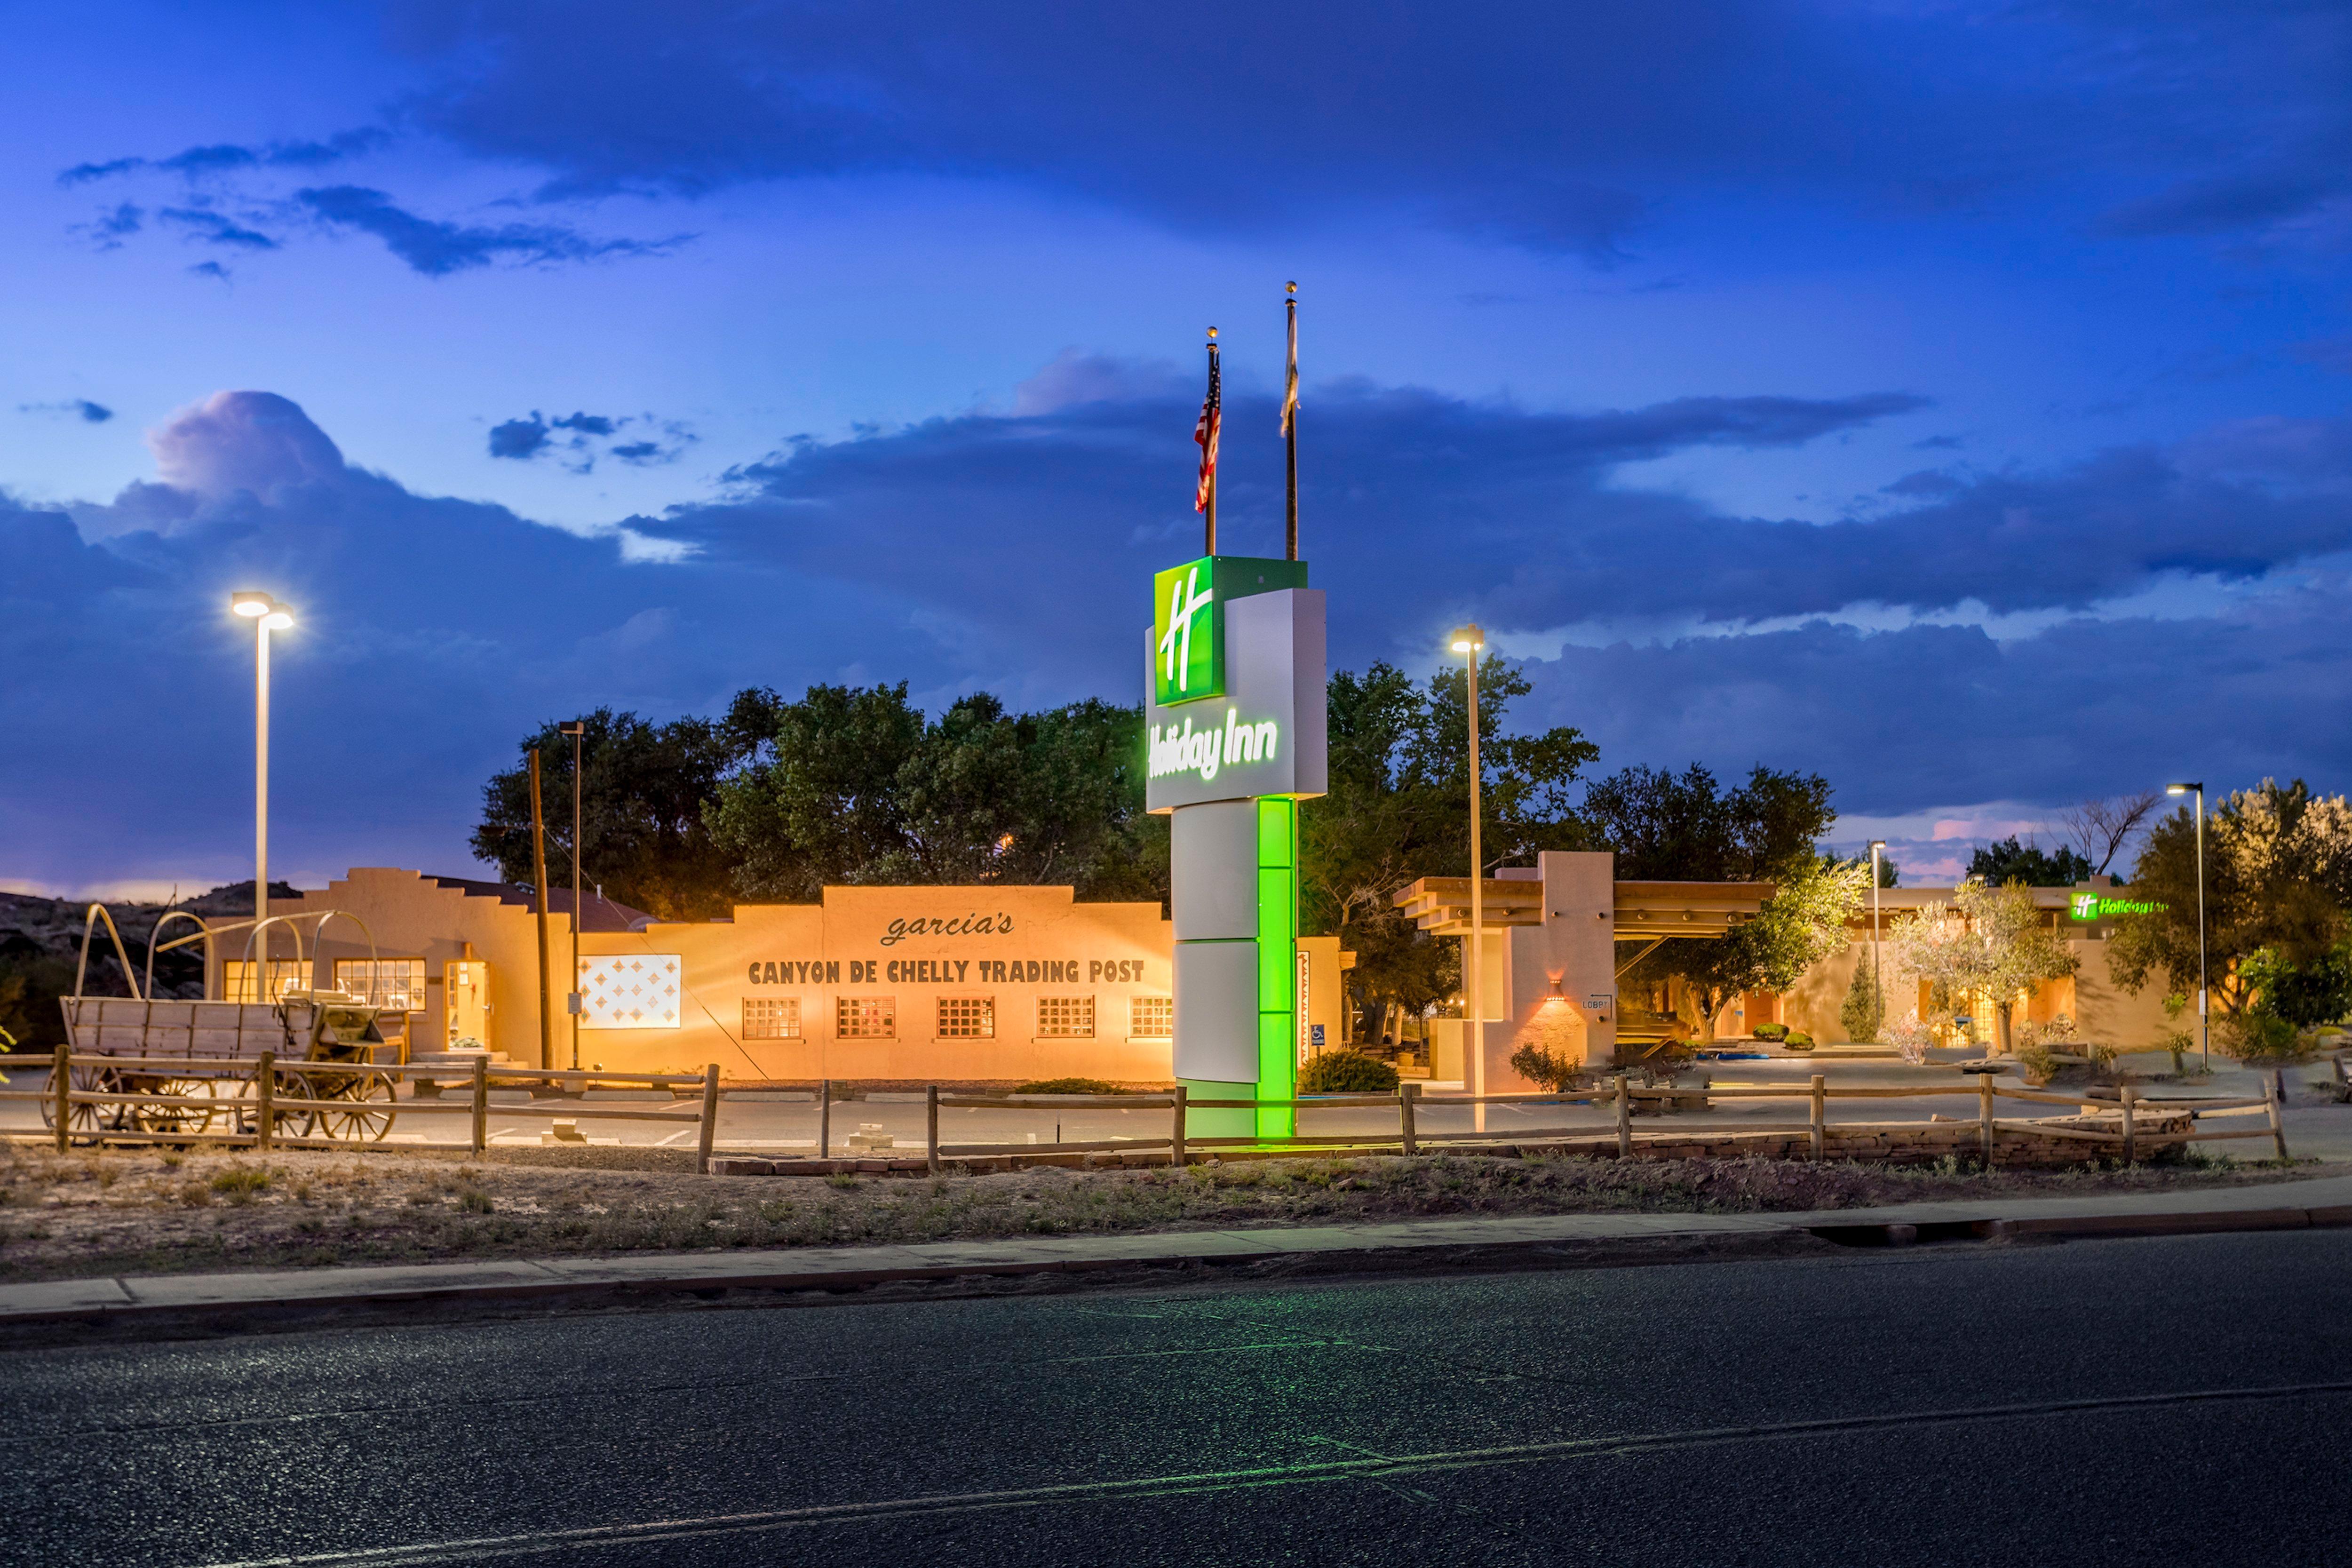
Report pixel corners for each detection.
[0,1138,2320,1286]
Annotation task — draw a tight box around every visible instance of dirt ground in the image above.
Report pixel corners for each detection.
[0,1138,2326,1286]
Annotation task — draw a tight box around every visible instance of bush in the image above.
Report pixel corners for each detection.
[2015,1043,2057,1083]
[1013,1078,1131,1095]
[1298,1051,1400,1094]
[1752,1022,1790,1042]
[1839,954,1884,1043]
[1509,1043,1582,1092]
[2220,1011,2305,1064]
[1782,1031,1814,1050]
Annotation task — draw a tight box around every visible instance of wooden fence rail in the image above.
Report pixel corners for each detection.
[3,1046,728,1172]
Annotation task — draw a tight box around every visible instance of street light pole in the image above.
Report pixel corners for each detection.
[560,721,586,1071]
[1868,840,1887,1039]
[1450,625,1486,1122]
[2168,782,2208,1069]
[230,591,294,991]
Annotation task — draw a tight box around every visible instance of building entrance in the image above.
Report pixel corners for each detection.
[445,959,490,1049]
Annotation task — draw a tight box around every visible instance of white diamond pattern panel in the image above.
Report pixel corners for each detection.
[579,955,683,1029]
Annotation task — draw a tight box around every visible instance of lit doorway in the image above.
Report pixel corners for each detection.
[445,960,491,1050]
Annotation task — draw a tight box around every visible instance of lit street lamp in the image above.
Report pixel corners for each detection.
[1450,624,1485,1117]
[2167,781,2207,1069]
[229,592,294,961]
[1867,840,1887,1037]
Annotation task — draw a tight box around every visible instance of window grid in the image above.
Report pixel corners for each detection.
[222,960,310,1003]
[837,995,896,1039]
[743,997,802,1040]
[333,957,428,1011]
[1037,995,1096,1038]
[937,996,995,1038]
[1129,995,1173,1039]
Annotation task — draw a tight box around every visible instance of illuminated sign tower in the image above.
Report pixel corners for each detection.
[1145,555,1326,1138]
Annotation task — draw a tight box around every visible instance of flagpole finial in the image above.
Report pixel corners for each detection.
[1207,326,1217,339]
[1287,280,1296,294]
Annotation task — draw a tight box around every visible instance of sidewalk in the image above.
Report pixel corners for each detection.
[6,1174,2350,1328]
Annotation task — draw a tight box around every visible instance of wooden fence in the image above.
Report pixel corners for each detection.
[900,1071,2288,1173]
[0,1045,727,1172]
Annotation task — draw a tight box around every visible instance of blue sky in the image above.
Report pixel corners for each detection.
[3,0,2348,896]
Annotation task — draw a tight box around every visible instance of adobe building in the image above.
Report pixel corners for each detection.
[1397,852,2179,1097]
[222,868,1345,1083]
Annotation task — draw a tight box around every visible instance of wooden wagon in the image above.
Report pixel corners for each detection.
[48,904,399,1141]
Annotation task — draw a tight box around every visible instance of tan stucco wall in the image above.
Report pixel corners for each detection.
[236,870,1357,1083]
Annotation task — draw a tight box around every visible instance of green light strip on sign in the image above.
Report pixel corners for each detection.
[1256,797,1297,1140]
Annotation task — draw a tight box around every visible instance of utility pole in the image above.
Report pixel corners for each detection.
[560,721,587,1070]
[530,748,554,1072]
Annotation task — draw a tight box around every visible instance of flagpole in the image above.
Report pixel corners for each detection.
[1204,326,1219,555]
[1284,282,1298,561]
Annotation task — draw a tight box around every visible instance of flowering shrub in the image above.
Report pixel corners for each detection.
[1883,1011,1937,1066]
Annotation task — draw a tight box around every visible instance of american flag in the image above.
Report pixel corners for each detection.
[1194,335,1221,513]
[1280,290,1299,436]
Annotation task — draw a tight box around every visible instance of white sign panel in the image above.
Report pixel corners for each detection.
[578,955,683,1029]
[1145,589,1327,812]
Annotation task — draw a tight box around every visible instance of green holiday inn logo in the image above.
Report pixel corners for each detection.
[1154,557,1222,705]
[2069,892,2167,920]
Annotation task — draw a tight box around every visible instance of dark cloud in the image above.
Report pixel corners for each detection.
[75,202,144,250]
[188,261,231,281]
[8,378,2349,886]
[57,128,391,185]
[378,1,2352,255]
[158,207,278,250]
[2095,173,2338,238]
[486,409,691,469]
[295,185,683,276]
[18,399,113,423]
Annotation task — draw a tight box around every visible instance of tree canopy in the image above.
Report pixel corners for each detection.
[1966,836,2093,887]
[2109,778,2352,1024]
[1887,877,2080,1053]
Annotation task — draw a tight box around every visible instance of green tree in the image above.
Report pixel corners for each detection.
[1300,654,1594,1043]
[1967,836,2093,886]
[1583,763,1846,1039]
[1887,878,2080,1053]
[1840,949,1885,1042]
[707,685,1167,903]
[472,706,758,922]
[2109,779,2352,1019]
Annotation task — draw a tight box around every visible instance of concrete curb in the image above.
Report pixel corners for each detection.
[5,1178,2351,1330]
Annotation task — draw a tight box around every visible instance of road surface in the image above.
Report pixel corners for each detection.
[5,1228,2350,1565]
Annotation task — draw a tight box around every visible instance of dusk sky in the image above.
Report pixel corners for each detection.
[4,1,2348,897]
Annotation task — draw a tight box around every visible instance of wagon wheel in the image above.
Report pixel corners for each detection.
[37,1064,123,1135]
[313,1074,397,1142]
[130,1075,219,1137]
[270,1068,320,1141]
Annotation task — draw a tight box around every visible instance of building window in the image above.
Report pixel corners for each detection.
[222,960,309,1003]
[743,997,801,1040]
[577,955,683,1029]
[838,995,896,1039]
[1038,995,1095,1038]
[937,996,995,1038]
[332,957,427,1011]
[1129,995,1173,1038]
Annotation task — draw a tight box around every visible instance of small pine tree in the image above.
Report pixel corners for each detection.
[1840,950,1884,1043]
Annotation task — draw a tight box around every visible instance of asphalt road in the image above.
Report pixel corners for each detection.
[6,1231,2351,1566]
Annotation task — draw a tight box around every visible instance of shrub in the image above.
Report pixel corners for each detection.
[2221,1011,2304,1063]
[1883,1011,1935,1066]
[1299,1051,1400,1094]
[2015,1043,2058,1083]
[1839,954,1884,1043]
[209,1166,270,1199]
[1752,1022,1790,1042]
[1782,1031,1814,1050]
[1509,1043,1581,1092]
[1014,1078,1130,1095]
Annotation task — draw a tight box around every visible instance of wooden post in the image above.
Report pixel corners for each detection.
[1397,1082,1417,1157]
[2267,1074,2290,1162]
[1615,1071,1632,1159]
[255,1050,275,1151]
[697,1064,720,1175]
[52,1043,69,1153]
[1809,1074,1826,1162]
[1979,1071,1995,1167]
[926,1083,941,1175]
[469,1054,488,1154]
[1171,1085,1189,1167]
[2120,1084,2137,1164]
[818,1079,831,1161]
[529,750,554,1073]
